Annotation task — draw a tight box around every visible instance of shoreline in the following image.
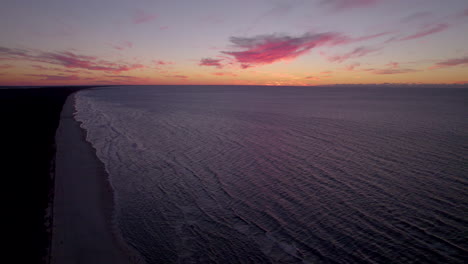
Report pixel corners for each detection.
[51,93,145,263]
[0,86,100,263]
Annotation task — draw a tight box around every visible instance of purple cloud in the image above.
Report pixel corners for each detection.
[111,41,133,50]
[0,47,29,58]
[354,31,392,42]
[199,30,390,69]
[31,64,83,74]
[430,56,468,69]
[400,23,449,41]
[320,0,379,10]
[39,51,144,72]
[199,58,224,68]
[386,62,399,68]
[371,68,417,74]
[221,33,350,68]
[0,46,144,73]
[154,60,174,65]
[328,46,380,63]
[360,61,418,74]
[25,74,81,81]
[401,12,433,23]
[0,64,13,69]
[132,10,157,24]
[32,65,49,70]
[345,62,361,71]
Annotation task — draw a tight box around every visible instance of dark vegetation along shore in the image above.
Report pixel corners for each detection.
[0,86,97,264]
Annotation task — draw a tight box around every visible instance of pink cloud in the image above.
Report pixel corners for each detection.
[400,23,449,41]
[305,76,320,80]
[132,10,157,24]
[221,33,350,68]
[212,72,237,77]
[386,62,399,68]
[463,8,468,17]
[154,60,174,65]
[0,46,144,73]
[200,30,388,69]
[200,31,388,69]
[345,62,361,71]
[39,51,144,72]
[159,26,169,30]
[430,56,468,69]
[320,0,379,10]
[199,58,224,68]
[111,41,133,50]
[320,70,333,74]
[328,46,380,63]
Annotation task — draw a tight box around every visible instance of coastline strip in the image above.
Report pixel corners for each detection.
[50,93,144,264]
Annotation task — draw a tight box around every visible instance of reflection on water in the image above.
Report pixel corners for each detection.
[75,86,467,263]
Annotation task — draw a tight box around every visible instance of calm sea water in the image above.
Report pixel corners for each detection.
[74,86,467,264]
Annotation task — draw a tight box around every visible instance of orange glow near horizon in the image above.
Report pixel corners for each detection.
[1,61,466,86]
[1,1,467,86]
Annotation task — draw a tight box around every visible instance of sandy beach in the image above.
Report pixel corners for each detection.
[50,93,142,264]
[0,87,97,263]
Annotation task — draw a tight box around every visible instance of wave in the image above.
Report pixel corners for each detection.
[73,86,468,264]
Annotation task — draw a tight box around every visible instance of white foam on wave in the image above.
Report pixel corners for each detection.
[73,88,307,263]
[71,86,468,264]
[73,91,148,264]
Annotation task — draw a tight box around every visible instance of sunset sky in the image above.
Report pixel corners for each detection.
[1,0,467,86]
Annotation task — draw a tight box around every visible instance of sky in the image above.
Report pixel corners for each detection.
[0,0,467,86]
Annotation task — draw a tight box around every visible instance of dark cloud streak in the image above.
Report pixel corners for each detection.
[328,46,380,63]
[25,74,81,81]
[199,58,224,68]
[0,46,144,73]
[430,56,468,69]
[399,23,449,41]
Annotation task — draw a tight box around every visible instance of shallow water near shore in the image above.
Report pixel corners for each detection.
[74,85,467,263]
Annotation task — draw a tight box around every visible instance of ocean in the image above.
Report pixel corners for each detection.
[73,85,467,263]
